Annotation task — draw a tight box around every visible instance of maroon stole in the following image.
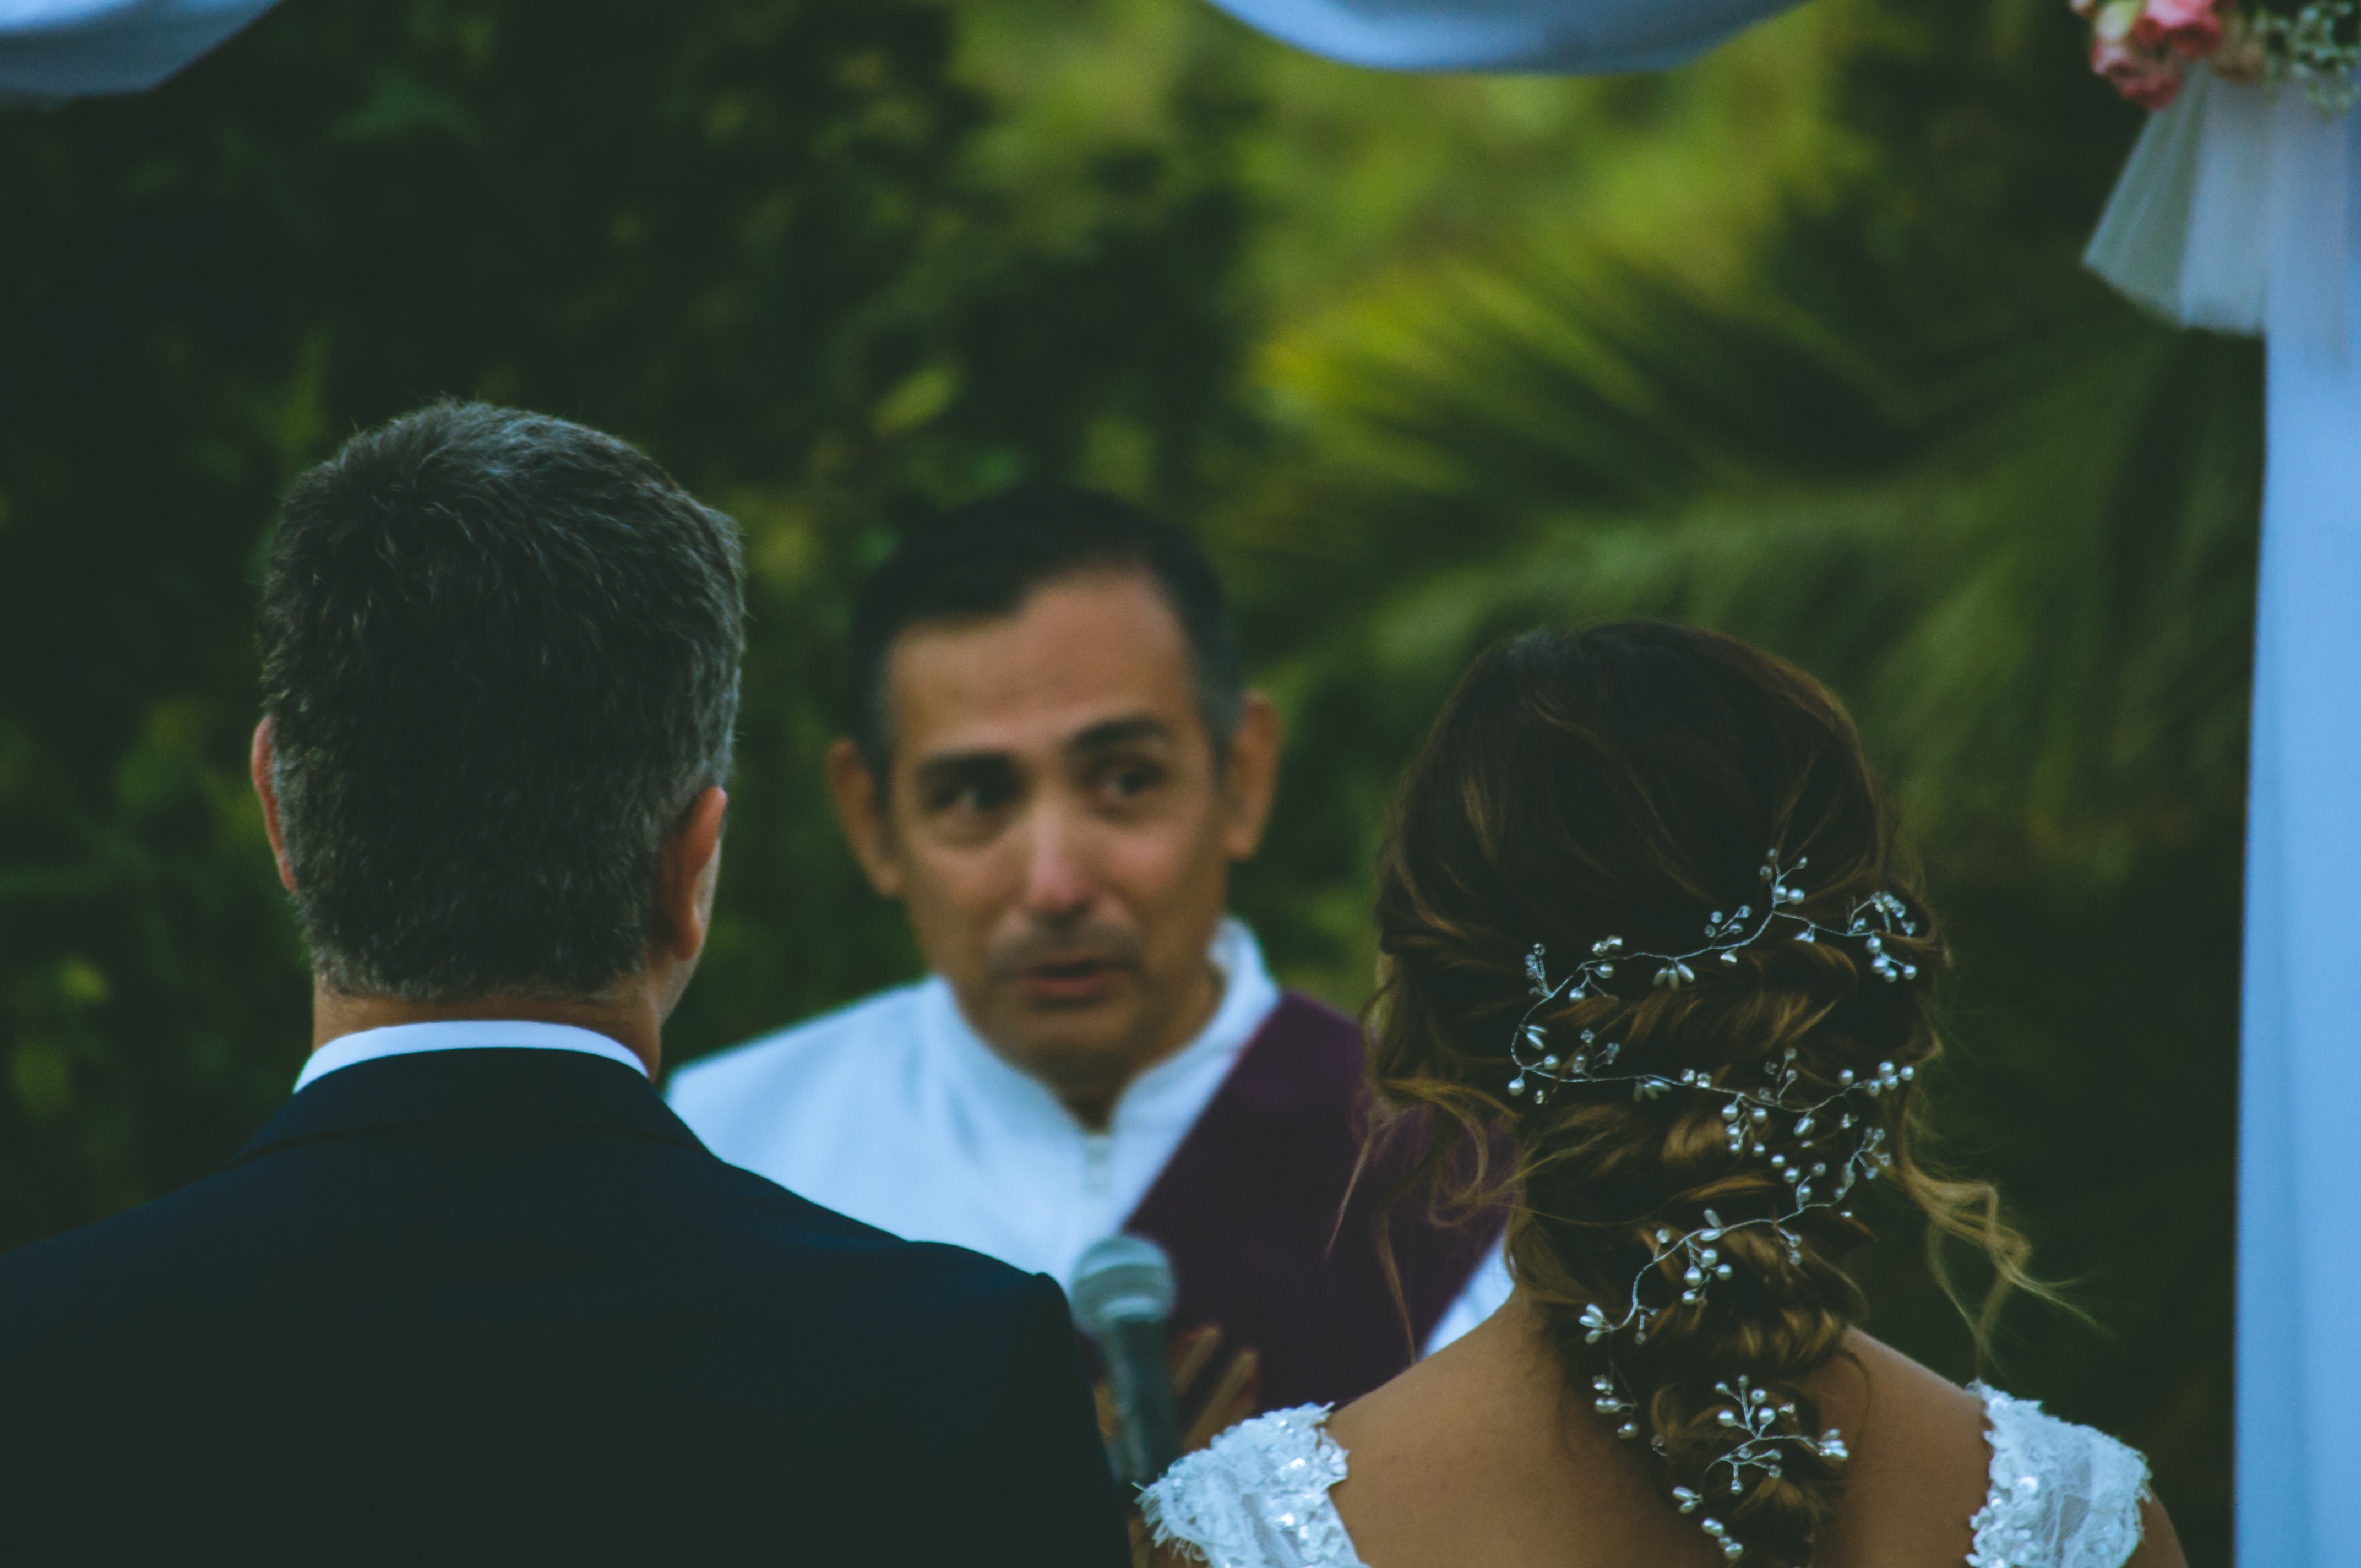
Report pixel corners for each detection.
[1122,993,1504,1415]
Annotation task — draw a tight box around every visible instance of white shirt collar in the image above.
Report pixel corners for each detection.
[292,1019,650,1094]
[922,916,1280,1141]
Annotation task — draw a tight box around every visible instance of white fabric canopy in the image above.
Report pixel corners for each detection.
[1200,0,1800,73]
[2086,79,2360,1567]
[10,0,1800,99]
[0,0,275,100]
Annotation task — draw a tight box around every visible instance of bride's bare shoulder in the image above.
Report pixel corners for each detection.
[1815,1330,1988,1460]
[1816,1331,2186,1568]
[1802,1331,1989,1566]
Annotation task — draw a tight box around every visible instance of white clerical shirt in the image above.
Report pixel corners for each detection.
[667,919,1510,1353]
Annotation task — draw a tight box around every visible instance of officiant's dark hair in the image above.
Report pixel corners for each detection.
[260,401,743,1002]
[845,486,1242,773]
[1368,623,2044,1568]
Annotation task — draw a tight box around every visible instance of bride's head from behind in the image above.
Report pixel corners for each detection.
[1373,623,2030,1567]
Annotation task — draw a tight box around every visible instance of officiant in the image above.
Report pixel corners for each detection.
[668,488,1508,1444]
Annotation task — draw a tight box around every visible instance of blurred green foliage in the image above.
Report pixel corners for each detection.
[0,0,2234,1557]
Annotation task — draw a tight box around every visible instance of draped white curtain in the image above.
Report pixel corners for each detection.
[1199,0,1799,72]
[7,0,1802,94]
[0,0,274,100]
[2242,296,2361,1568]
[2085,79,2358,1566]
[2234,111,2361,1568]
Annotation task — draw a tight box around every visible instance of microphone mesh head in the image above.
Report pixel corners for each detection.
[1070,1233,1177,1337]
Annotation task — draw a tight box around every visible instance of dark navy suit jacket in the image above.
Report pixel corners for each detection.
[0,1047,1130,1565]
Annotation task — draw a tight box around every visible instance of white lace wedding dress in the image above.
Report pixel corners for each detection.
[1142,1384,2150,1568]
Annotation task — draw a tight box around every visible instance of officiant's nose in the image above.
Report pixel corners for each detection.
[1018,805,1100,922]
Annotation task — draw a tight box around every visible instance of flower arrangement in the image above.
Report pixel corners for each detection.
[2075,0,2360,111]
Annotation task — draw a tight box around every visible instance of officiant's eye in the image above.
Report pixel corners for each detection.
[1090,755,1166,807]
[917,756,1021,822]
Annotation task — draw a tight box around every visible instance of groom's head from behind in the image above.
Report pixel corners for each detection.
[253,402,743,1064]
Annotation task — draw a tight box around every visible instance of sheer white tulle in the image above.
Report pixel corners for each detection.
[1143,1388,2150,1568]
[2084,66,2351,357]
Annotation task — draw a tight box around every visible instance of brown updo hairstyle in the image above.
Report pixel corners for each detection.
[1372,624,2038,1567]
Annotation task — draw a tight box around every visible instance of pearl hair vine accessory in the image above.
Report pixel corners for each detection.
[1511,850,1920,1561]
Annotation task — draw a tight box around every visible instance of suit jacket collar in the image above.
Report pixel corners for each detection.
[232,1047,705,1167]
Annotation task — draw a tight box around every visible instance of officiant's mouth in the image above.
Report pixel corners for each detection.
[1016,955,1132,1006]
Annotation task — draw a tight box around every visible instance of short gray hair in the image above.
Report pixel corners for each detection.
[260,402,744,1001]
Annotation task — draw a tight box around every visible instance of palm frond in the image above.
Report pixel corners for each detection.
[1224,230,2259,889]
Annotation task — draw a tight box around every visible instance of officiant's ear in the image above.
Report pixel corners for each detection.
[249,717,299,895]
[1218,690,1281,862]
[827,738,904,899]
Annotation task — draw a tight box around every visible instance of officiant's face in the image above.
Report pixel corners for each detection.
[829,569,1280,1123]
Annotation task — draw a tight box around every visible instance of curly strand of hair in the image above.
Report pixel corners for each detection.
[1900,1133,2079,1357]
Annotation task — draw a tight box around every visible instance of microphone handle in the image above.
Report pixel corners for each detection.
[1103,1315,1183,1485]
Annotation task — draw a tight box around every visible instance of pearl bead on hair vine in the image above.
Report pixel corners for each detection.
[1509,849,1922,1561]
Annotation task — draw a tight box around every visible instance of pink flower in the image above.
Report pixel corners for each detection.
[2132,0,2224,58]
[2092,33,2189,107]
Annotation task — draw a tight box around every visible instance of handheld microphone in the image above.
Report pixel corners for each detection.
[1071,1233,1183,1488]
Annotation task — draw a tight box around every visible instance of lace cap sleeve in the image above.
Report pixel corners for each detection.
[1139,1405,1368,1568]
[1967,1383,2151,1568]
